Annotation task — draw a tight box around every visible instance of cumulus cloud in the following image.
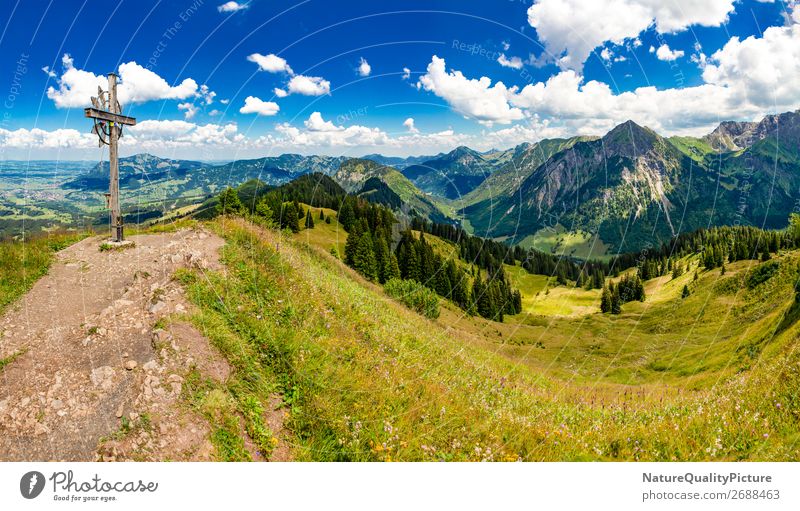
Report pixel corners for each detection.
[239,96,280,116]
[247,53,332,96]
[272,112,389,147]
[41,66,56,78]
[497,53,524,69]
[126,120,244,149]
[287,75,330,96]
[527,0,736,69]
[217,1,248,13]
[197,84,216,104]
[412,7,800,137]
[358,57,371,77]
[403,117,419,134]
[178,102,198,119]
[247,53,293,74]
[46,54,198,108]
[0,127,95,149]
[402,67,411,80]
[416,56,525,126]
[655,43,685,61]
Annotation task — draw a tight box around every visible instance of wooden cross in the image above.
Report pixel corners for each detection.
[84,73,137,242]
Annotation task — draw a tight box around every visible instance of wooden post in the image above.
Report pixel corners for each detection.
[108,73,122,242]
[84,73,136,243]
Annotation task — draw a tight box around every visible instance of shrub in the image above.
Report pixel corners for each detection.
[384,278,440,319]
[746,260,780,289]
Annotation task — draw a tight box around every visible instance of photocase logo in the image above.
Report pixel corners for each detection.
[20,471,45,499]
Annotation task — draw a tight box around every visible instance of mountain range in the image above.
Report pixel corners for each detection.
[48,109,800,257]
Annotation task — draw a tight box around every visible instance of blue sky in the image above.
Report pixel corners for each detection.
[0,0,797,159]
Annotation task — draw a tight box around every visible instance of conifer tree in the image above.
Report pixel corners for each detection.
[338,200,355,231]
[600,285,612,313]
[217,187,244,216]
[282,202,300,232]
[353,231,378,281]
[611,284,621,314]
[319,209,325,220]
[385,252,401,282]
[681,285,690,299]
[305,209,315,229]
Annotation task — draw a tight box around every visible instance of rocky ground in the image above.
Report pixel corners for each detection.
[0,226,290,461]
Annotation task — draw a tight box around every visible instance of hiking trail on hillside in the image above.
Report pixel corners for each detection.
[0,227,290,461]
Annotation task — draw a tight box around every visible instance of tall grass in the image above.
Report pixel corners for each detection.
[175,217,800,461]
[0,232,87,314]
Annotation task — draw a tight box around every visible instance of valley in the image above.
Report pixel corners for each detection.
[2,110,800,461]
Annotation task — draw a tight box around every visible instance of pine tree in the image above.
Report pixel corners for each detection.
[304,209,315,229]
[353,231,378,281]
[681,285,690,299]
[319,209,325,220]
[282,202,300,232]
[338,200,355,231]
[610,285,621,314]
[373,236,389,283]
[255,199,273,221]
[761,248,771,262]
[600,285,612,313]
[217,187,244,216]
[343,219,363,266]
[384,252,401,282]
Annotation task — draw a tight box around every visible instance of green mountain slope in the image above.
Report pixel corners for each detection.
[461,111,800,256]
[459,136,597,209]
[173,214,800,460]
[334,158,453,222]
[401,146,498,199]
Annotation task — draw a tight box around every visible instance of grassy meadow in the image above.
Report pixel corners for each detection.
[172,214,800,461]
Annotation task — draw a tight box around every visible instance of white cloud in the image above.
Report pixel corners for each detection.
[502,41,511,51]
[403,117,419,134]
[239,96,280,116]
[0,127,95,149]
[178,102,198,119]
[416,56,525,126]
[246,53,333,96]
[497,53,524,69]
[126,120,244,149]
[272,112,389,147]
[600,48,613,61]
[247,53,293,74]
[527,0,736,69]
[46,54,198,108]
[41,66,56,78]
[218,1,248,13]
[402,67,411,80]
[358,57,371,77]
[220,99,230,105]
[197,84,216,104]
[702,9,800,111]
[504,9,800,136]
[287,75,330,96]
[655,43,685,61]
[305,111,340,132]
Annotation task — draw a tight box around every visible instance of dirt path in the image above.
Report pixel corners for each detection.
[0,226,289,461]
